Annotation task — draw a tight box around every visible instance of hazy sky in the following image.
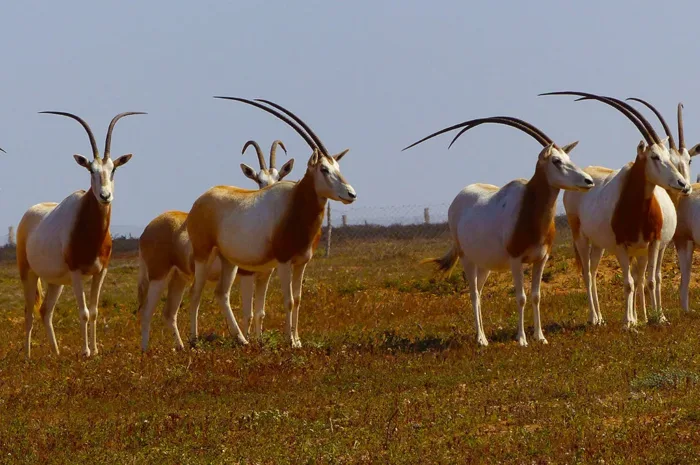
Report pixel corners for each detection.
[1,1,699,236]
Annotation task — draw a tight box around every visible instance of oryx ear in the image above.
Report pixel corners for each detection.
[74,154,91,170]
[688,143,700,157]
[561,141,579,154]
[113,154,133,168]
[240,163,259,182]
[658,136,669,147]
[277,159,295,180]
[308,149,320,167]
[538,143,555,160]
[333,149,350,162]
[637,140,648,155]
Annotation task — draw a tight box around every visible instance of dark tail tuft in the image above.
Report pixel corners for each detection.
[421,245,460,275]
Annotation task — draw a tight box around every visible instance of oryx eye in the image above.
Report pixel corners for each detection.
[552,158,562,167]
[320,166,330,174]
[651,155,660,161]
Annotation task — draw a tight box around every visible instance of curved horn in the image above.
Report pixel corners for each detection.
[448,116,553,149]
[242,140,267,170]
[678,103,686,151]
[269,140,287,169]
[214,97,318,152]
[104,112,146,159]
[0,147,5,153]
[627,98,676,150]
[39,111,99,159]
[254,99,329,156]
[539,91,659,146]
[403,116,552,152]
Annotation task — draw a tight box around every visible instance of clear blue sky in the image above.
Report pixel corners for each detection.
[1,1,698,236]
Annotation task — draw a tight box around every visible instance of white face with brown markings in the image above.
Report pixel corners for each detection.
[74,154,132,204]
[240,160,295,188]
[539,143,594,192]
[641,142,691,194]
[308,150,356,204]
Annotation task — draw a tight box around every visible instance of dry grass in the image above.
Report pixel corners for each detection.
[1,237,700,464]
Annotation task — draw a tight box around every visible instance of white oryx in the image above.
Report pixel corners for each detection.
[542,92,690,328]
[563,98,699,322]
[184,97,356,347]
[138,139,295,351]
[17,111,144,357]
[670,104,700,313]
[403,116,594,346]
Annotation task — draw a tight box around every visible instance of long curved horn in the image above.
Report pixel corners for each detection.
[678,103,686,151]
[403,116,552,152]
[214,97,318,152]
[539,91,659,146]
[269,140,287,169]
[448,116,553,149]
[254,99,329,157]
[39,111,99,159]
[626,98,676,149]
[242,140,267,170]
[104,112,147,159]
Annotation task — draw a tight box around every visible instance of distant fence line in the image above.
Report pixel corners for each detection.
[0,206,573,261]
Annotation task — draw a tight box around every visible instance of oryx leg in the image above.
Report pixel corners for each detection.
[87,267,108,355]
[677,239,694,313]
[531,254,549,344]
[41,283,64,355]
[214,256,247,344]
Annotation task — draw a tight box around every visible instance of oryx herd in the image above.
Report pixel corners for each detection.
[12,92,700,357]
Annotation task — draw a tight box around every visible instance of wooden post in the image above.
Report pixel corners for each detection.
[424,207,430,225]
[7,226,15,246]
[325,203,332,257]
[342,215,348,227]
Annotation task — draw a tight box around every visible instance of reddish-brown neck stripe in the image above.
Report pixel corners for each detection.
[506,163,558,260]
[611,158,662,246]
[271,171,326,263]
[65,190,112,272]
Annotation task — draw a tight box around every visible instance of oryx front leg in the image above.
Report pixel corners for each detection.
[87,267,108,355]
[253,270,273,340]
[574,236,597,325]
[589,246,604,325]
[632,255,648,324]
[676,240,694,313]
[652,243,668,324]
[615,250,636,329]
[239,274,255,340]
[510,260,528,347]
[214,257,248,345]
[530,255,549,344]
[291,263,308,348]
[70,271,92,357]
[277,263,297,347]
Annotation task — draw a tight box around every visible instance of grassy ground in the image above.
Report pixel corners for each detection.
[1,236,699,464]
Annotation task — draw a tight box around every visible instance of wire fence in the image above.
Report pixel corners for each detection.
[0,204,576,262]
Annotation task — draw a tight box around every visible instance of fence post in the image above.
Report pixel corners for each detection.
[424,207,430,225]
[342,215,348,227]
[7,226,15,246]
[325,203,332,257]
